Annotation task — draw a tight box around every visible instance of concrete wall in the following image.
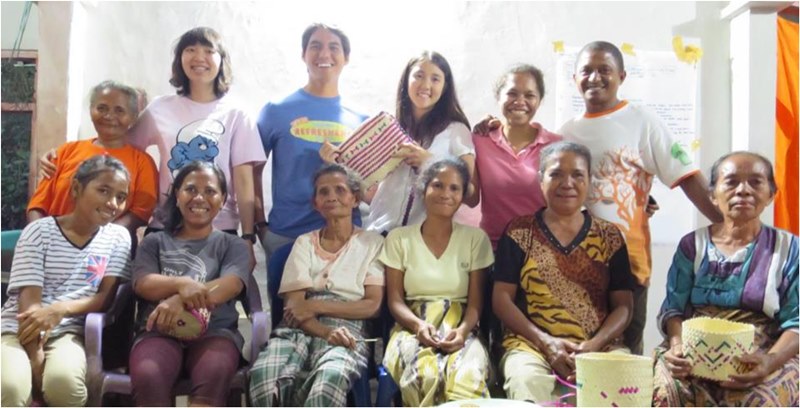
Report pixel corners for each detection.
[31,1,778,356]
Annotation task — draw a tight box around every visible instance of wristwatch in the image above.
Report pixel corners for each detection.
[241,233,257,244]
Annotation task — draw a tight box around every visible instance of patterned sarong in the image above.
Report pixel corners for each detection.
[383,299,490,406]
[653,306,799,407]
[249,292,370,407]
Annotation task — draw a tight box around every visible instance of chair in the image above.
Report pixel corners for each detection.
[375,302,401,407]
[1,229,22,305]
[266,243,293,333]
[84,274,269,406]
[266,242,372,407]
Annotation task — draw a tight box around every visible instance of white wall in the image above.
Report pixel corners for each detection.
[1,1,38,50]
[55,1,738,355]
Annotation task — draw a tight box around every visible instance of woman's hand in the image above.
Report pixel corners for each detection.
[326,326,357,349]
[146,295,185,333]
[721,351,778,389]
[574,337,603,354]
[415,321,441,348]
[17,305,66,345]
[438,328,466,354]
[319,140,339,164]
[542,335,579,380]
[177,277,210,310]
[663,343,693,379]
[283,300,317,328]
[396,143,432,169]
[39,148,58,179]
[472,115,502,135]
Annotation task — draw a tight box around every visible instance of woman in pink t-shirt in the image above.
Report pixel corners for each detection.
[472,64,562,250]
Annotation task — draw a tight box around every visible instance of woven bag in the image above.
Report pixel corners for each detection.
[575,352,653,407]
[165,307,210,341]
[334,111,412,188]
[682,316,755,381]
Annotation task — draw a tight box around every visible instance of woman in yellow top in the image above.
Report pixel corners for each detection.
[381,158,494,406]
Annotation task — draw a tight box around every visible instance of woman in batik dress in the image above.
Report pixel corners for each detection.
[492,141,637,403]
[653,151,799,406]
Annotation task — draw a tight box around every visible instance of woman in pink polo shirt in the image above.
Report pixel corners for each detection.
[472,64,561,250]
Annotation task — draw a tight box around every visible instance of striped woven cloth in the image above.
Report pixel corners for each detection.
[335,112,411,187]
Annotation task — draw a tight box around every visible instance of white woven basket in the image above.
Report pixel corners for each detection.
[575,352,653,407]
[682,316,755,381]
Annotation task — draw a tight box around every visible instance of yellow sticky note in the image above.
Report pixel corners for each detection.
[553,41,564,54]
[621,43,636,56]
[684,45,704,64]
[673,36,686,58]
[673,36,703,65]
[690,139,701,152]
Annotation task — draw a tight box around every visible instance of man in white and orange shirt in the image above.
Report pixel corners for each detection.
[559,41,723,355]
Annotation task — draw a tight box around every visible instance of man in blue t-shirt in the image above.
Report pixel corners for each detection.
[254,23,367,259]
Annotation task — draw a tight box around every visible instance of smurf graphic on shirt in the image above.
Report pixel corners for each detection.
[167,119,225,174]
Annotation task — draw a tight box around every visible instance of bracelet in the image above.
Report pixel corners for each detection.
[241,233,257,244]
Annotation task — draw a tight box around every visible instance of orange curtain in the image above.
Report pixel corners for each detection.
[774,9,799,234]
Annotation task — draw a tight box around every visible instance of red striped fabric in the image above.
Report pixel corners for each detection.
[335,112,411,186]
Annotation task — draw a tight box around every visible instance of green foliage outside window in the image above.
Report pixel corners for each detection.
[1,58,35,231]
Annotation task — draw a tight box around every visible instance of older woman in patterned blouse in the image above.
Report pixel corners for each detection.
[492,141,637,404]
[653,151,798,406]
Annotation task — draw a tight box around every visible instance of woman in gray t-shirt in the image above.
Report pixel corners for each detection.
[130,161,250,406]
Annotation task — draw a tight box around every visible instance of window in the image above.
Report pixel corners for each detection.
[1,50,37,230]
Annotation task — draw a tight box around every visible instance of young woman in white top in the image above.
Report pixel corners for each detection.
[321,51,478,234]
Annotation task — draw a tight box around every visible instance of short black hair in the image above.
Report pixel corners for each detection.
[170,27,233,98]
[538,141,593,175]
[301,23,351,59]
[576,41,625,73]
[493,63,546,101]
[709,151,777,195]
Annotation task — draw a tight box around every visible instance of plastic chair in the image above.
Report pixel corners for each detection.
[1,229,22,304]
[266,243,293,333]
[84,274,269,406]
[375,302,401,407]
[266,242,372,407]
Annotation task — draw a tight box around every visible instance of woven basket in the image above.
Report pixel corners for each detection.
[682,316,755,381]
[575,352,653,407]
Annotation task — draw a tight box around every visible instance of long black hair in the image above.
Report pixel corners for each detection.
[395,51,470,148]
[161,161,227,234]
